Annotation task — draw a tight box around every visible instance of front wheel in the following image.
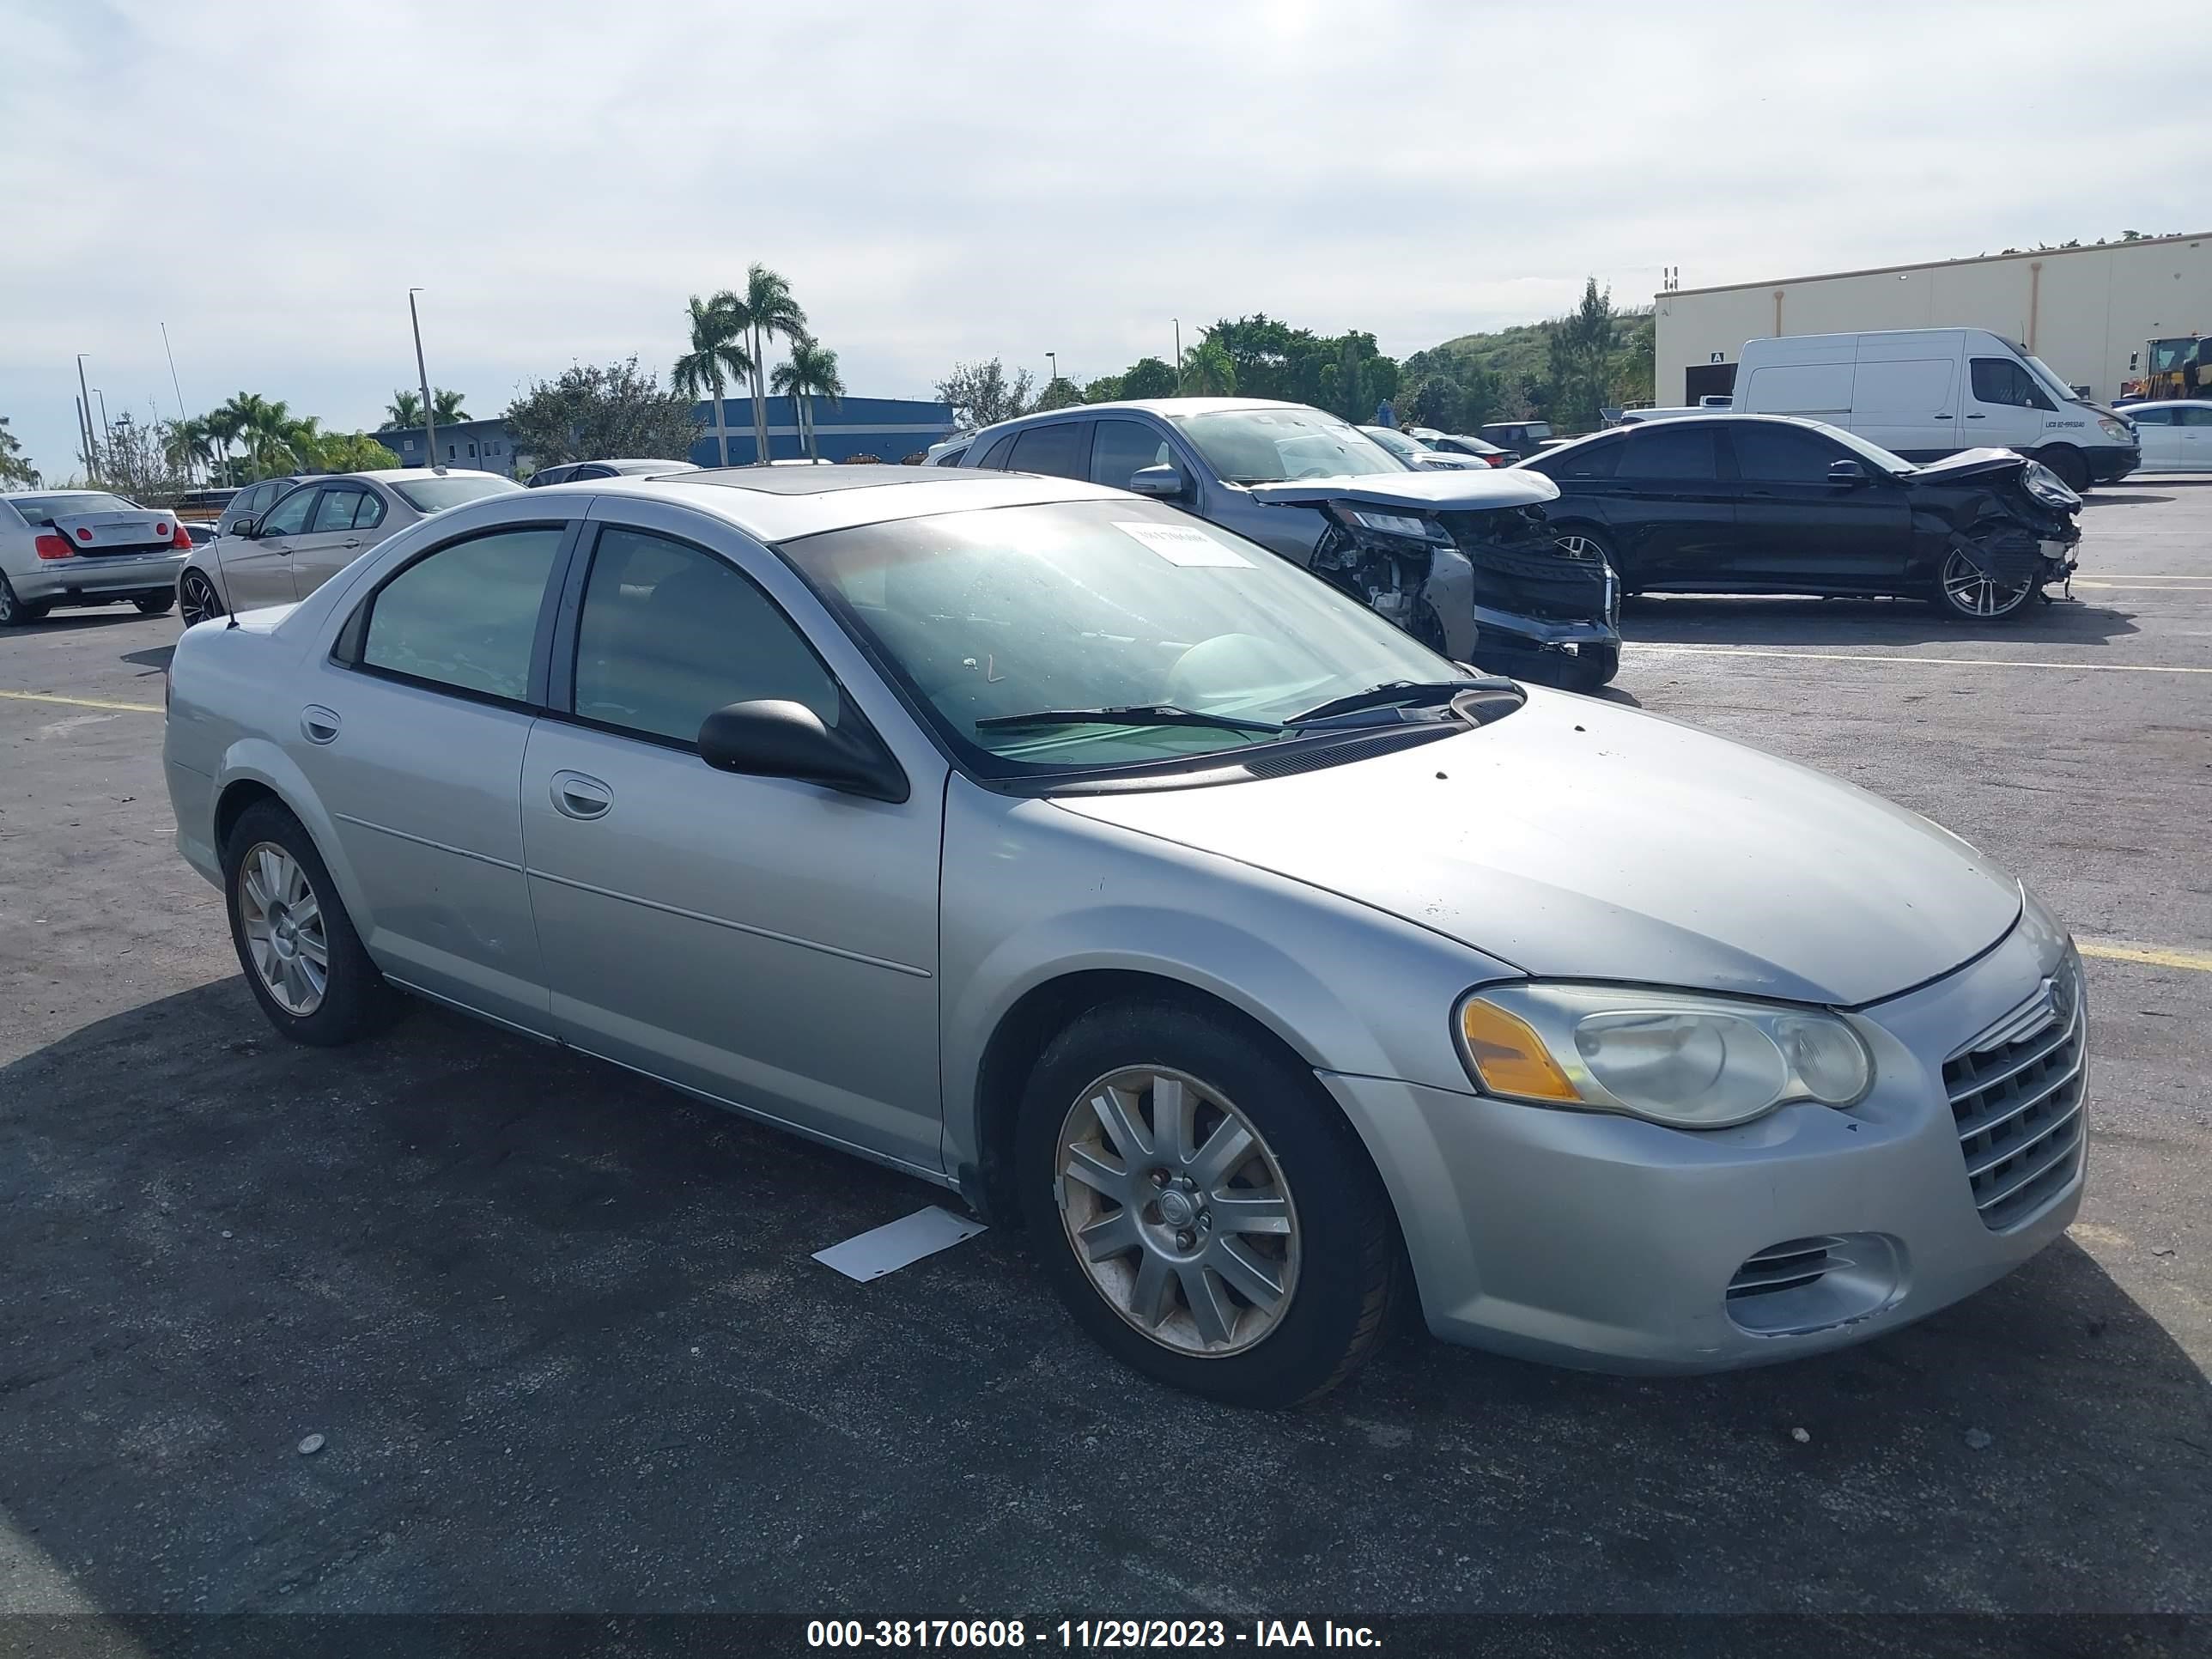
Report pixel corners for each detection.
[2033,446,2090,493]
[135,593,175,616]
[1563,643,1620,690]
[1935,548,2036,623]
[1017,1001,1400,1407]
[178,568,223,628]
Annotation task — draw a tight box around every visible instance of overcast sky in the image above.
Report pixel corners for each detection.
[4,0,2207,479]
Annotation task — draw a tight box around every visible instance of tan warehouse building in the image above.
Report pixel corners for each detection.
[1653,232,2210,408]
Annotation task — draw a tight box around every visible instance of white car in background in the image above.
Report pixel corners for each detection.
[2123,400,2212,471]
[176,469,519,626]
[0,489,191,627]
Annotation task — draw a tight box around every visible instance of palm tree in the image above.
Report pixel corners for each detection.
[771,337,845,461]
[210,392,283,480]
[162,416,217,481]
[672,292,752,467]
[1181,340,1237,397]
[281,414,328,471]
[386,389,422,431]
[730,265,806,465]
[432,388,469,425]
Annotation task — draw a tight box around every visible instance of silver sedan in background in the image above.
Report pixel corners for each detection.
[176,468,518,625]
[161,468,2087,1405]
[1,489,191,626]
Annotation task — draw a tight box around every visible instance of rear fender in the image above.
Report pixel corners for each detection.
[212,738,374,933]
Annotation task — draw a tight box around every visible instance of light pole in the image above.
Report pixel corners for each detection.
[1173,320,1183,392]
[161,323,191,483]
[1046,351,1058,389]
[76,354,100,479]
[408,288,439,471]
[95,388,112,463]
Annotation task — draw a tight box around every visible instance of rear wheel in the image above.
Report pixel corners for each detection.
[2034,445,2089,493]
[0,573,49,627]
[178,568,223,627]
[1935,548,2035,622]
[135,593,175,616]
[1017,1000,1400,1407]
[222,799,401,1046]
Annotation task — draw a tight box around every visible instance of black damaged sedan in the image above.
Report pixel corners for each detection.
[1516,414,2082,623]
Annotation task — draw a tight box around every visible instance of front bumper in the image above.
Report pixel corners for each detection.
[1322,917,2083,1373]
[2087,446,2139,484]
[15,550,187,604]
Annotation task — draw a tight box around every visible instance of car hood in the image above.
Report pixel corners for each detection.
[1905,447,2030,483]
[1050,690,2021,1007]
[1246,469,1558,513]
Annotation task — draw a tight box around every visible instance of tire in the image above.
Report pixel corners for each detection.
[1553,524,1618,578]
[2035,446,2089,493]
[1016,1000,1400,1407]
[1933,547,2036,623]
[222,799,401,1047]
[0,573,49,627]
[1564,643,1620,690]
[135,593,176,616]
[178,568,224,628]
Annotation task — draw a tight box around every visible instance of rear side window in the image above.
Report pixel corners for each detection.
[360,528,564,702]
[1621,425,1720,481]
[1008,422,1092,480]
[975,434,1017,471]
[2179,407,2212,427]
[571,527,836,743]
[309,488,368,532]
[1729,423,1841,483]
[1970,357,2054,410]
[932,445,969,467]
[1091,418,1171,489]
[1542,437,1621,480]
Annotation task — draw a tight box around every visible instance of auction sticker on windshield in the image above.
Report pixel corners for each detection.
[1113,520,1253,568]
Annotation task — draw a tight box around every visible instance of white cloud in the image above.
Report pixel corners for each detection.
[3,0,2205,477]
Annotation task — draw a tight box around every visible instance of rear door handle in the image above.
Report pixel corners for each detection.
[1931,414,1953,420]
[1966,413,1987,420]
[340,538,362,550]
[550,769,612,820]
[300,706,342,744]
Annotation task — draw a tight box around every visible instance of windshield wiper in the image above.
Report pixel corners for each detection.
[975,704,1288,734]
[1286,678,1504,725]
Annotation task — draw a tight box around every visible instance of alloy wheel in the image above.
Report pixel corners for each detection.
[1556,533,1605,561]
[1054,1066,1300,1357]
[1942,550,2032,618]
[236,842,329,1016]
[179,571,222,627]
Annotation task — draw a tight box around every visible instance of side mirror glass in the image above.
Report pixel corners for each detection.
[1826,459,1868,487]
[1128,464,1187,498]
[231,516,258,538]
[696,699,908,804]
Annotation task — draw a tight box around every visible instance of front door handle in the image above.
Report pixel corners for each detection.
[1966,413,1987,419]
[300,705,342,744]
[1931,414,1953,420]
[550,769,612,820]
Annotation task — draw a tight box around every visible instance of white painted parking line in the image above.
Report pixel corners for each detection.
[1627,645,2212,675]
[813,1206,987,1282]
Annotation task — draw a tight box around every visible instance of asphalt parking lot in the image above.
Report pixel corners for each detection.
[2,483,2207,1627]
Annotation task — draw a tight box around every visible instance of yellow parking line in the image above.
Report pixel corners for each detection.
[2079,940,2212,974]
[1627,645,2212,675]
[0,689,162,714]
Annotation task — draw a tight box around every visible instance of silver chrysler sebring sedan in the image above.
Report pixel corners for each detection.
[161,466,2087,1405]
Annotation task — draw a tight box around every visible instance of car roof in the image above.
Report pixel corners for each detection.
[536,464,1128,543]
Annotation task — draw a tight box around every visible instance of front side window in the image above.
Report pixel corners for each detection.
[1730,423,1842,483]
[1622,425,1720,481]
[1174,408,1404,483]
[1091,418,1172,489]
[781,498,1465,780]
[571,527,836,745]
[259,486,319,537]
[2128,406,2176,426]
[1970,357,2055,410]
[360,527,563,702]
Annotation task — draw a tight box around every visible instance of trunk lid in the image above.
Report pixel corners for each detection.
[50,508,179,556]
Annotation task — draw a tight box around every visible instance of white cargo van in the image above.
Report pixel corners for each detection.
[1732,328,2139,491]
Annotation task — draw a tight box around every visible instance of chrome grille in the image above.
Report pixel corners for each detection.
[1944,956,2087,1231]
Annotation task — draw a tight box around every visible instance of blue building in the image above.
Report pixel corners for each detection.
[688,393,955,466]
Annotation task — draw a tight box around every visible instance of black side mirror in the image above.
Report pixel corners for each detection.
[231,516,259,538]
[696,699,908,803]
[1827,459,1868,487]
[1128,464,1187,498]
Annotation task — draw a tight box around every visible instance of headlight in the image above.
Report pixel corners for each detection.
[1455,983,1872,1128]
[1343,507,1437,540]
[2098,417,2130,441]
[2023,463,2081,510]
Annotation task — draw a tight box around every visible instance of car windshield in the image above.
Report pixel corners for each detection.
[1360,427,1423,460]
[1175,408,1407,483]
[781,498,1472,780]
[8,492,137,525]
[1798,419,1917,476]
[2024,354,2081,407]
[391,475,522,514]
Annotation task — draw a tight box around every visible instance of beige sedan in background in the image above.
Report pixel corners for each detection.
[176,468,518,625]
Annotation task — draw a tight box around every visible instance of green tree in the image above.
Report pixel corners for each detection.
[0,416,40,488]
[1543,277,1619,432]
[730,265,807,464]
[1119,356,1177,399]
[1180,339,1237,396]
[1407,374,1464,431]
[935,358,1036,430]
[432,388,469,424]
[385,389,422,431]
[313,433,403,471]
[161,416,216,480]
[1033,375,1084,411]
[770,335,846,460]
[1082,374,1125,403]
[503,358,702,469]
[672,291,753,467]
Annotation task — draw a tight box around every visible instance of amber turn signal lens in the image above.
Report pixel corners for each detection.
[1459,997,1580,1102]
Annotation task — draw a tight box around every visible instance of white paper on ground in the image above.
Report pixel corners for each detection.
[812,1206,988,1282]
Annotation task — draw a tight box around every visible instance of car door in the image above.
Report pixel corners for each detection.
[1607,422,1737,587]
[221,481,316,607]
[289,482,388,596]
[518,505,949,1173]
[2175,405,2212,471]
[298,517,578,1034]
[1723,422,1912,590]
[1089,416,1175,491]
[2127,405,2179,469]
[1965,356,2056,453]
